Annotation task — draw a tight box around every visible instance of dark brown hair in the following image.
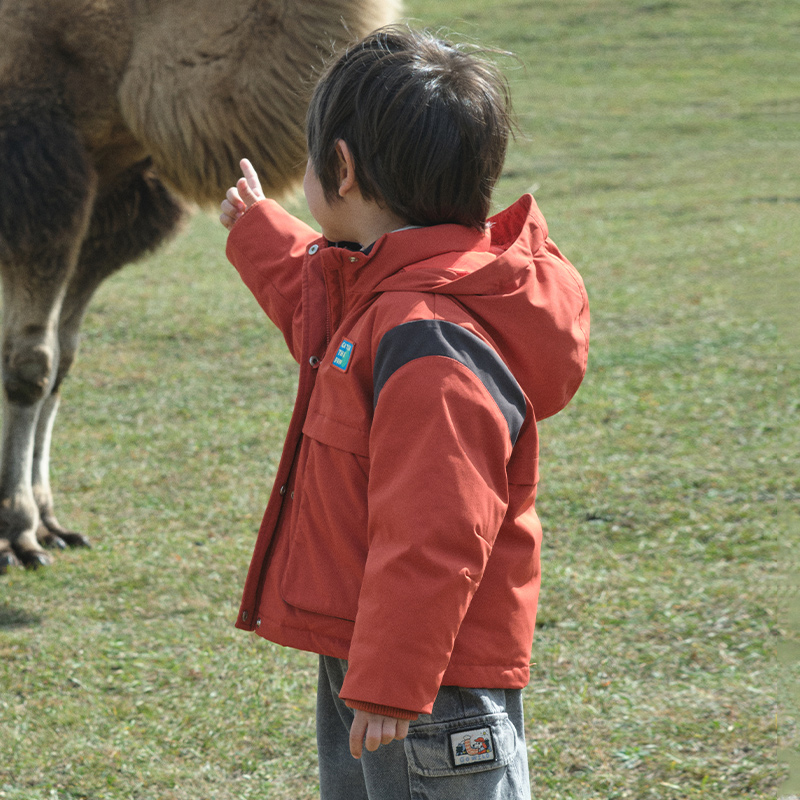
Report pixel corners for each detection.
[306,26,513,230]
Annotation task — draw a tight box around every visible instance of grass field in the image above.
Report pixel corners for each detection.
[1,0,795,797]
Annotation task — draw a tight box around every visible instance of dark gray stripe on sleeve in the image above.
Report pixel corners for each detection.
[373,319,526,445]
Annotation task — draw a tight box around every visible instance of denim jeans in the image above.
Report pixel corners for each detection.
[317,656,531,800]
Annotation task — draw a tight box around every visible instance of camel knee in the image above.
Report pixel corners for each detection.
[3,340,55,405]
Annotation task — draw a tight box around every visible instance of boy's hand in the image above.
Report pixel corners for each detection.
[219,158,266,230]
[350,710,410,759]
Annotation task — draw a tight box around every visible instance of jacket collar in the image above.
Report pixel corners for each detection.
[317,222,490,295]
[315,194,546,304]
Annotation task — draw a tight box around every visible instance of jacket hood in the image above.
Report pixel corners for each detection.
[370,194,590,420]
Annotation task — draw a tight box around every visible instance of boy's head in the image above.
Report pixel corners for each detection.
[306,26,513,231]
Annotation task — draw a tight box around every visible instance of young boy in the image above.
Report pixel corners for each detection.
[220,25,589,800]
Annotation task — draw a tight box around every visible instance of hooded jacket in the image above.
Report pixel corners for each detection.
[227,194,589,718]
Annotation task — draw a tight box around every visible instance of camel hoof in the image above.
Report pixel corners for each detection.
[38,522,91,550]
[21,550,52,570]
[59,531,91,549]
[0,550,20,573]
[39,530,67,550]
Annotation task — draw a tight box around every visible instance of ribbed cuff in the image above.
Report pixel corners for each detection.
[344,699,419,721]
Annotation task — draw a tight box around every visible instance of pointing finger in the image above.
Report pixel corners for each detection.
[239,158,264,203]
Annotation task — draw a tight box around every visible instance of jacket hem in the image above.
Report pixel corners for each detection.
[251,618,353,662]
[441,663,531,690]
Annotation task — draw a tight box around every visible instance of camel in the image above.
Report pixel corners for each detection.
[0,0,399,571]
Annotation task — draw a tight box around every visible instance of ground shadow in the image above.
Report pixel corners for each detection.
[0,604,42,628]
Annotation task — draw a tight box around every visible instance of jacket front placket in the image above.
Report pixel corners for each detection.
[321,247,366,340]
[236,243,329,631]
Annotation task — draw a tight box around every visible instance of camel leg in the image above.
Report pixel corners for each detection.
[0,93,96,570]
[0,281,87,569]
[31,262,109,551]
[0,399,47,567]
[0,272,93,570]
[30,159,186,555]
[32,390,89,550]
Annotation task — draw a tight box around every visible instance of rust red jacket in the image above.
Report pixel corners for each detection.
[227,195,589,718]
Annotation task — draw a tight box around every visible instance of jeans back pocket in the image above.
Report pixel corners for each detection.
[404,712,518,778]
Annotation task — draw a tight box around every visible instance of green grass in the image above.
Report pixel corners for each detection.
[1,0,795,797]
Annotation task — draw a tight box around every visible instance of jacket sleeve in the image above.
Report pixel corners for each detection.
[225,199,321,363]
[339,319,526,716]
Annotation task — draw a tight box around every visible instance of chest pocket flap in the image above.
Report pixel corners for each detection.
[303,410,370,457]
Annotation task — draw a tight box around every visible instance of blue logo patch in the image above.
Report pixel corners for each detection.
[332,338,355,372]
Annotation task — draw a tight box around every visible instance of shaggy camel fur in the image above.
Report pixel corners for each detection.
[0,0,399,571]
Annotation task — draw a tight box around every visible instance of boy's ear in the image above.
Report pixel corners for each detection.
[335,140,357,197]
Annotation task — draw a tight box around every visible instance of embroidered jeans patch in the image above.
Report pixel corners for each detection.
[450,727,496,766]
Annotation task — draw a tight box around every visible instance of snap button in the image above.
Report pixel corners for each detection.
[309,356,320,367]
[256,618,262,627]
[242,611,248,622]
[309,244,319,254]
[279,485,287,495]
[290,491,295,499]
